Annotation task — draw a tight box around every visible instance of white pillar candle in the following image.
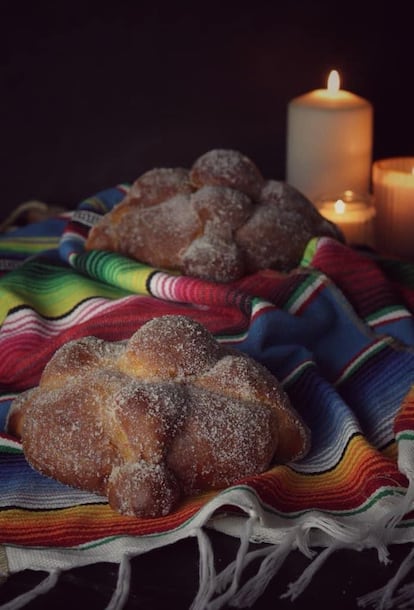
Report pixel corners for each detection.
[372,157,414,259]
[315,190,376,246]
[286,70,373,202]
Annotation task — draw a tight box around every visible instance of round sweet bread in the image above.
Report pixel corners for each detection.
[85,149,341,282]
[7,315,310,518]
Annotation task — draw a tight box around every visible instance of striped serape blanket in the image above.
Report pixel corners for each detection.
[2,185,414,609]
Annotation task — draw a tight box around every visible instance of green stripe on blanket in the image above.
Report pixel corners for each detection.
[2,187,414,609]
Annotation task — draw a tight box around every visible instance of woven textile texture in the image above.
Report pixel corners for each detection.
[2,185,414,609]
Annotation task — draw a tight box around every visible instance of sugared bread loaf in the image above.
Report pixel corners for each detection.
[85,149,341,282]
[7,315,310,518]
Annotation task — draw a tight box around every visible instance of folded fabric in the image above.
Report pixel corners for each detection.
[1,186,414,609]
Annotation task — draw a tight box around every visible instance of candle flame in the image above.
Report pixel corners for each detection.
[327,70,340,94]
[334,198,346,215]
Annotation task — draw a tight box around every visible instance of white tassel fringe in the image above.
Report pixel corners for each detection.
[358,546,414,609]
[105,553,132,610]
[0,570,60,610]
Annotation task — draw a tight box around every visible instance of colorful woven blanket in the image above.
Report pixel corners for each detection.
[2,185,414,609]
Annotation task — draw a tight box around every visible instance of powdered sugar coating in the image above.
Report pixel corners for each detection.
[119,315,223,379]
[236,204,305,272]
[40,336,125,388]
[167,387,277,493]
[8,315,310,518]
[191,185,253,235]
[236,179,342,272]
[259,179,342,240]
[85,148,341,282]
[128,167,193,208]
[108,461,180,518]
[122,194,201,268]
[86,168,195,255]
[22,373,121,492]
[182,232,245,283]
[194,353,307,461]
[190,149,264,200]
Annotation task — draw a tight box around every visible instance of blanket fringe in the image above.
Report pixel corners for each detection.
[280,542,341,602]
[0,570,60,610]
[191,511,259,610]
[191,510,300,609]
[383,439,414,529]
[189,508,407,609]
[191,528,217,609]
[212,512,257,596]
[1,512,412,610]
[227,534,295,608]
[390,582,414,608]
[105,553,132,610]
[357,546,414,609]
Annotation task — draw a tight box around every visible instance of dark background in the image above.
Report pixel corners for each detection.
[1,0,413,221]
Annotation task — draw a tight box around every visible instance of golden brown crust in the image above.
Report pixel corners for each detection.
[167,386,278,493]
[39,336,125,388]
[193,353,308,462]
[235,179,343,272]
[189,149,264,200]
[118,315,223,380]
[128,167,193,208]
[6,388,39,440]
[6,315,310,518]
[84,149,341,283]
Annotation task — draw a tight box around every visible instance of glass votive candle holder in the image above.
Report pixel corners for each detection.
[314,190,376,247]
[372,157,414,259]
